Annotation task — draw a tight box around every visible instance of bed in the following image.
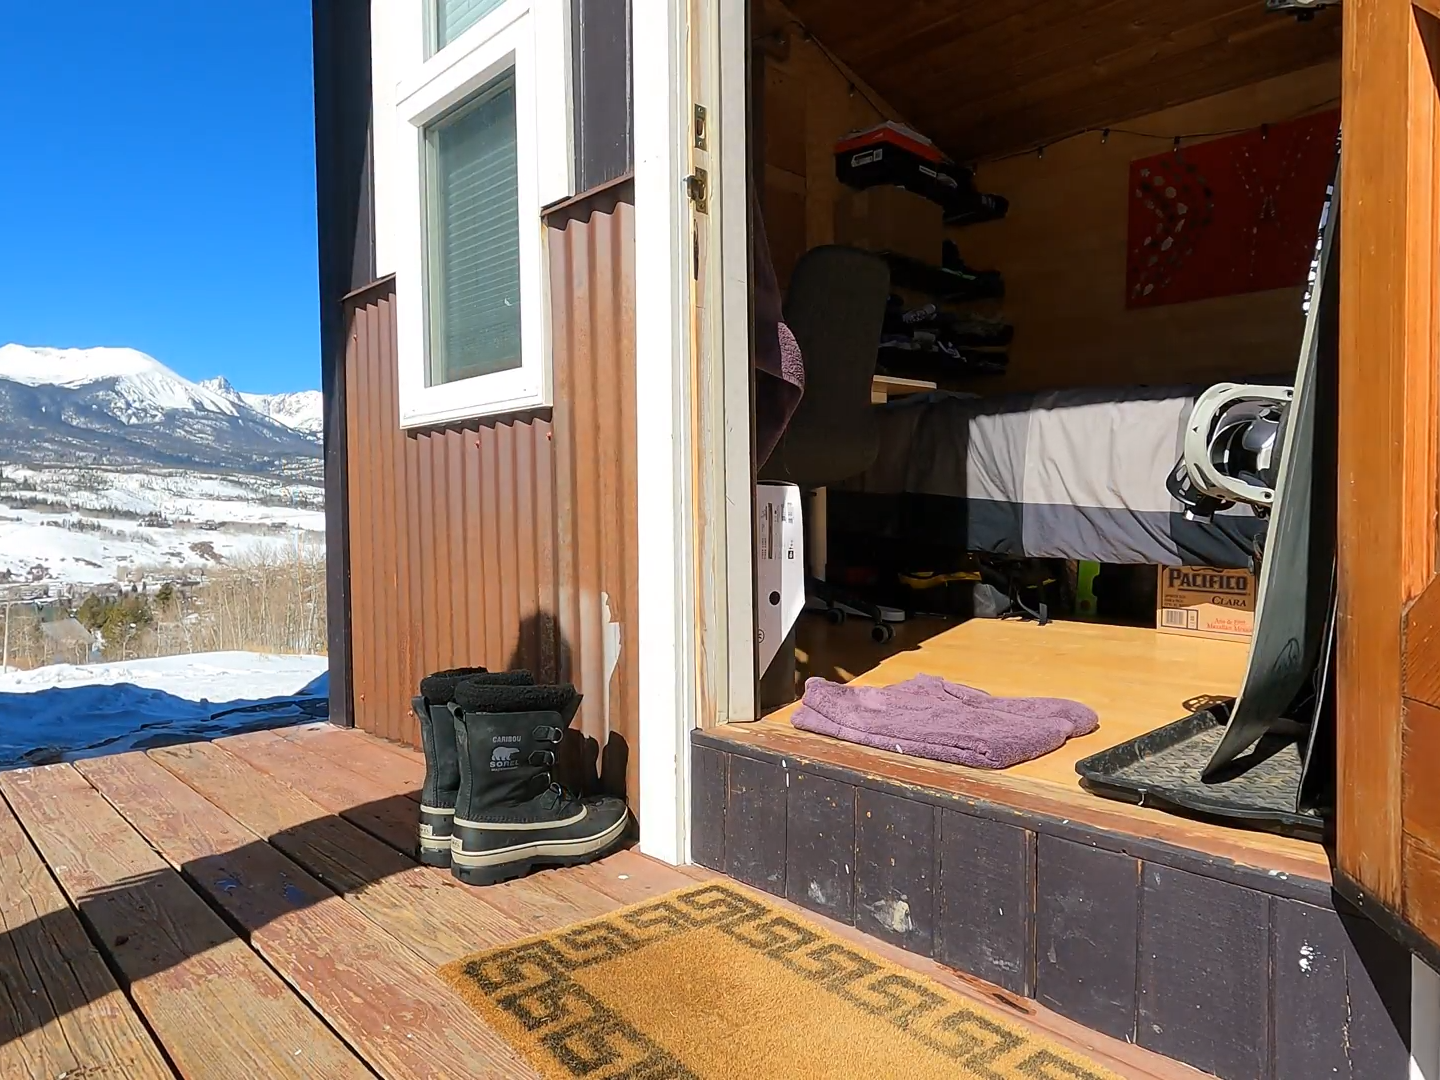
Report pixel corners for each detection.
[830,384,1270,568]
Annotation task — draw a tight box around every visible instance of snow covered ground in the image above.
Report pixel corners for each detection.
[0,651,328,768]
[0,464,323,585]
[0,343,324,587]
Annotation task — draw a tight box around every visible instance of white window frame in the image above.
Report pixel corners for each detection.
[392,0,574,428]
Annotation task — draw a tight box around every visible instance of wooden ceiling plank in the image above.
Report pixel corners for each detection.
[944,5,1329,132]
[785,0,1023,60]
[887,0,1258,106]
[782,0,1339,160]
[845,0,1117,76]
[945,14,1340,155]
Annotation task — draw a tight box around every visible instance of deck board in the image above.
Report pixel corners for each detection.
[0,793,175,1080]
[221,729,624,932]
[220,729,419,853]
[0,763,369,1080]
[278,723,427,800]
[0,723,1197,1080]
[74,751,540,1080]
[146,740,528,965]
[565,848,704,906]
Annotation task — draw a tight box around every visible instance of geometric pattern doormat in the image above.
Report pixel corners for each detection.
[439,882,1121,1079]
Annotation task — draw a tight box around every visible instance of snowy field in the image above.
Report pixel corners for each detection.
[0,344,324,587]
[0,651,329,768]
[0,464,324,585]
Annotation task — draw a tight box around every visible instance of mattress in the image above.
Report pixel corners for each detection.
[834,384,1269,568]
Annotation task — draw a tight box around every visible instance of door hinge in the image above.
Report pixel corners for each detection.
[693,104,708,150]
[685,167,709,214]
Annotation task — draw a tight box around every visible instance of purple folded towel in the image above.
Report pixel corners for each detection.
[791,674,1099,769]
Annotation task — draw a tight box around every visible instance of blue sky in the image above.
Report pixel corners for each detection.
[0,4,320,395]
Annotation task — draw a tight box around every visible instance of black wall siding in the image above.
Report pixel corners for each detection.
[312,0,376,729]
[1033,836,1140,1042]
[571,0,633,192]
[692,729,1413,1080]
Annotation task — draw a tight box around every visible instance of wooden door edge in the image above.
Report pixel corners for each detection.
[1403,579,1440,707]
[1335,867,1439,973]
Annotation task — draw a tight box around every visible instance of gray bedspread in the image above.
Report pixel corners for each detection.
[837,385,1267,567]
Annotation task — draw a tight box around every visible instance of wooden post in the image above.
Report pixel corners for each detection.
[1336,0,1440,956]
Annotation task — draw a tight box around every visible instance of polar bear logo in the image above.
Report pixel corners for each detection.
[490,746,520,767]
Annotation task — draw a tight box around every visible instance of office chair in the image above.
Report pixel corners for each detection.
[760,245,896,643]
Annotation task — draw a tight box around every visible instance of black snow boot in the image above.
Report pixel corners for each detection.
[449,682,629,886]
[412,667,533,867]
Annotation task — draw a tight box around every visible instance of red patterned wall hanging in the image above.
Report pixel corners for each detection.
[1125,108,1339,309]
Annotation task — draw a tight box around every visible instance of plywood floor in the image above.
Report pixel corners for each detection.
[737,614,1332,881]
[0,722,1193,1080]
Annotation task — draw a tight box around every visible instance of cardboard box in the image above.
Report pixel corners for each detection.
[755,483,806,675]
[1156,565,1256,641]
[834,186,944,265]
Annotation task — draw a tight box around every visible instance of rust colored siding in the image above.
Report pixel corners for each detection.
[343,181,639,808]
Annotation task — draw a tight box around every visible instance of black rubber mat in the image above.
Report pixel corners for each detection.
[1075,704,1326,841]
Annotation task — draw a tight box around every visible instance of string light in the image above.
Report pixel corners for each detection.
[1036,145,1045,160]
[970,97,1339,168]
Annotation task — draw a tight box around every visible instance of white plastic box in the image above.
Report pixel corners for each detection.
[755,482,806,675]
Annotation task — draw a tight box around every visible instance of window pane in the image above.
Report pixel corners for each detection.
[434,0,507,51]
[426,74,522,386]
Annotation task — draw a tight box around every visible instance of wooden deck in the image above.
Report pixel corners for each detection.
[1,722,1194,1079]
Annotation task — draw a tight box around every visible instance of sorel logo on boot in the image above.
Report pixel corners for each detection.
[492,735,522,744]
[490,746,520,769]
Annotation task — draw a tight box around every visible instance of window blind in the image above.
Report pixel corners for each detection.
[426,75,522,386]
[434,0,507,50]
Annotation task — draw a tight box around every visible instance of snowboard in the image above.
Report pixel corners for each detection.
[1201,158,1340,780]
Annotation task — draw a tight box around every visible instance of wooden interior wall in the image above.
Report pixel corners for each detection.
[758,30,1340,393]
[342,185,640,810]
[757,0,897,292]
[958,62,1339,393]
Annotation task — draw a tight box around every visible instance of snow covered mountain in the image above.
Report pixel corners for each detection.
[1,346,247,423]
[199,377,323,438]
[0,345,321,478]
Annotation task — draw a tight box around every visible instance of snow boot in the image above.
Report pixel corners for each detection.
[449,682,629,886]
[412,667,533,867]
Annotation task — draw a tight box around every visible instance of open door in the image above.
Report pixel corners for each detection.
[686,0,757,727]
[1335,0,1440,965]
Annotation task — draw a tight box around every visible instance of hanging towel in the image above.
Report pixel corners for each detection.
[752,190,805,468]
[791,673,1099,769]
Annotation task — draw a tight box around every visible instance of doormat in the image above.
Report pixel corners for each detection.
[438,881,1121,1079]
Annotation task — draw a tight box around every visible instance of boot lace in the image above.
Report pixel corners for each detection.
[540,780,583,813]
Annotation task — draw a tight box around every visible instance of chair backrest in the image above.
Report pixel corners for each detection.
[760,246,890,487]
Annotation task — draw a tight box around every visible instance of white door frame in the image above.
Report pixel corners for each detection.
[633,0,696,866]
[1415,957,1440,1080]
[632,0,753,865]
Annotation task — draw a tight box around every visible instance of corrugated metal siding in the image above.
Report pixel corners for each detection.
[343,182,638,809]
[547,182,639,807]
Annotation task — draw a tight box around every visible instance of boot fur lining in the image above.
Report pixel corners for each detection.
[419,666,488,704]
[452,682,579,718]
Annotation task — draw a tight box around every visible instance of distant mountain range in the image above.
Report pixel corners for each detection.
[0,345,322,478]
[198,376,324,438]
